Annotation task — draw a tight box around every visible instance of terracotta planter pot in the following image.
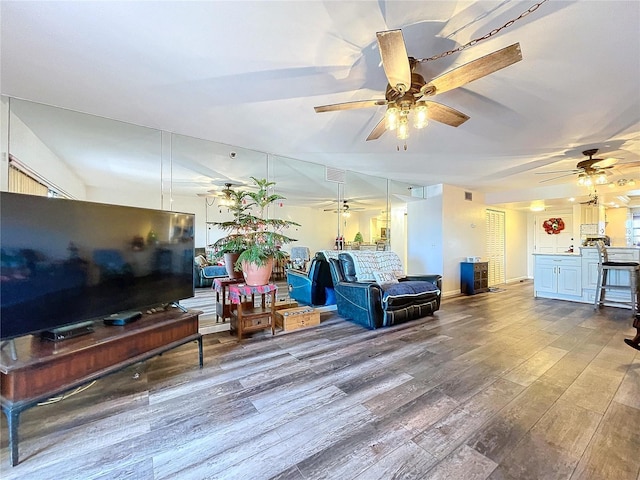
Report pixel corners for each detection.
[242,258,274,286]
[224,252,243,279]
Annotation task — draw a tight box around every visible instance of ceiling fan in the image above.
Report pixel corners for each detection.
[323,200,365,213]
[537,149,621,185]
[197,182,240,199]
[314,29,523,141]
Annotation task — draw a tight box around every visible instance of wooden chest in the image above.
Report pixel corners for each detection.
[275,306,320,332]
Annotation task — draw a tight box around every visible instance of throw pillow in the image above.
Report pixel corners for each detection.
[373,271,399,285]
[194,255,208,267]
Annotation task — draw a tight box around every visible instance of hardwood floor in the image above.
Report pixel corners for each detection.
[1,281,638,479]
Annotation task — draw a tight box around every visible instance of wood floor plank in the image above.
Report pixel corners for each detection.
[612,357,640,410]
[422,444,498,480]
[570,401,640,480]
[502,345,568,386]
[558,361,627,414]
[527,399,602,457]
[413,379,524,459]
[293,415,416,479]
[350,440,438,480]
[2,281,638,479]
[465,379,565,463]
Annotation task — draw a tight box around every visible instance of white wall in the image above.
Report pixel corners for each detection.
[504,208,529,282]
[408,184,531,296]
[407,185,444,277]
[442,185,487,290]
[390,205,407,268]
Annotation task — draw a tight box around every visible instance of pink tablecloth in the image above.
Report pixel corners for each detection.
[228,283,278,304]
[213,277,244,292]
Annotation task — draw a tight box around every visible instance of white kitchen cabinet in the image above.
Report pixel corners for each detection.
[581,205,606,227]
[534,254,582,300]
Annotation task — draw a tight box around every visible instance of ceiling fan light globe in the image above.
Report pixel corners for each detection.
[385,105,399,130]
[397,117,410,140]
[414,103,428,129]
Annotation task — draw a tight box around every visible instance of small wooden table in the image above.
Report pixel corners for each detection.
[213,277,247,322]
[229,283,277,339]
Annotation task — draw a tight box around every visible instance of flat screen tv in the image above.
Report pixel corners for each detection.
[0,192,195,340]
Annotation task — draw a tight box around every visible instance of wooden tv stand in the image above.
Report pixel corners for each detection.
[0,308,203,466]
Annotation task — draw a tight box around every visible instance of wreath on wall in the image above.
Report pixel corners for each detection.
[543,217,565,235]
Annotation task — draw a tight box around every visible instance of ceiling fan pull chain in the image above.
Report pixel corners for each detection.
[416,0,548,63]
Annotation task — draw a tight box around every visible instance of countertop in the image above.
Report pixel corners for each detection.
[534,246,640,256]
[532,252,580,256]
[580,246,640,250]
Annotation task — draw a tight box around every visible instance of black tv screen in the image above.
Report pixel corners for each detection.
[1,192,195,340]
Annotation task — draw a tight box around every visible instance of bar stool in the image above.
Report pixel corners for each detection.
[593,242,640,318]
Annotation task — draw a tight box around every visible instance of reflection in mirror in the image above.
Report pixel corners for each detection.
[2,96,425,266]
[269,155,340,254]
[389,179,419,267]
[343,170,389,251]
[169,133,267,250]
[6,98,162,208]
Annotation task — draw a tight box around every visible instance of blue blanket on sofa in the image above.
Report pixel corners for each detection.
[379,280,439,302]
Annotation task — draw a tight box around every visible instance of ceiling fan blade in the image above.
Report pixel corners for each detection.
[315,99,387,113]
[424,101,469,127]
[539,172,576,183]
[428,43,522,96]
[534,169,579,175]
[617,160,640,170]
[376,29,412,93]
[366,117,387,141]
[591,157,618,168]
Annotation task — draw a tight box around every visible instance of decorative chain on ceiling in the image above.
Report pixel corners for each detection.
[415,0,549,63]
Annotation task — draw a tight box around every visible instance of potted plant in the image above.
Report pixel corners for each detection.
[210,177,299,285]
[353,231,363,248]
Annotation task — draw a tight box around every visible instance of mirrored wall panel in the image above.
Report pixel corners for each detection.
[342,170,389,251]
[3,96,425,257]
[7,97,163,208]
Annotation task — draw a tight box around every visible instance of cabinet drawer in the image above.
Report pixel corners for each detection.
[535,256,580,266]
[473,263,487,272]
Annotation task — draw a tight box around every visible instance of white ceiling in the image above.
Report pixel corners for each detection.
[1,0,639,210]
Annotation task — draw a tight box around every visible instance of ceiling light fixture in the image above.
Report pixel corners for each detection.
[577,172,609,187]
[384,101,428,141]
[616,178,636,187]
